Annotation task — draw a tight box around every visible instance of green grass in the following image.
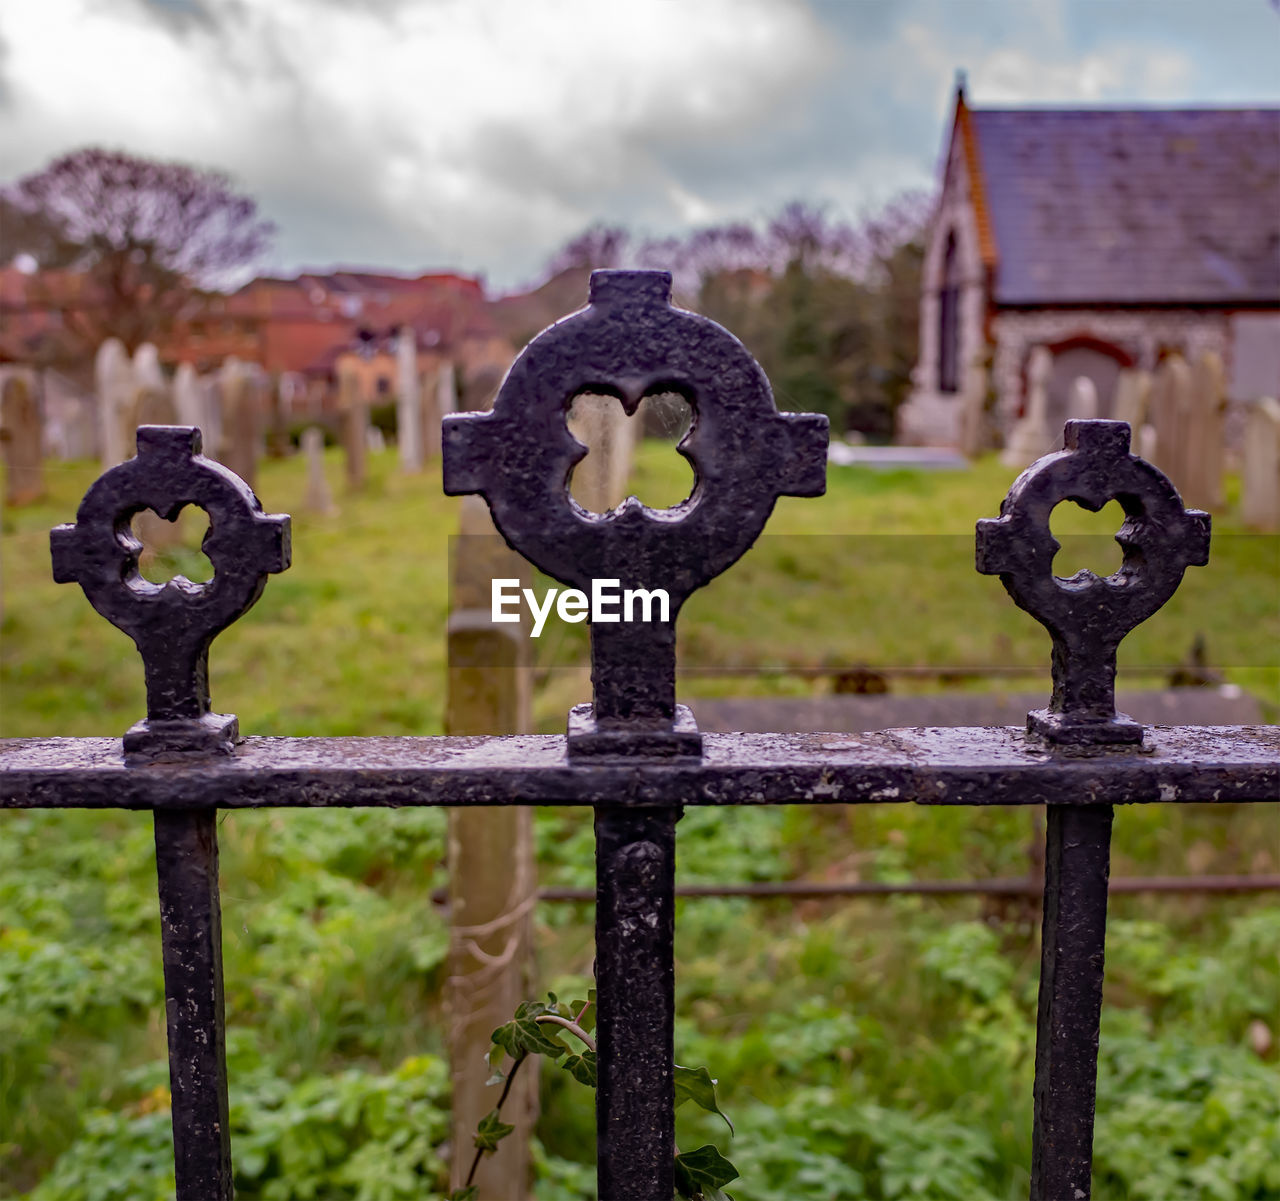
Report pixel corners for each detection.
[1,444,1277,1199]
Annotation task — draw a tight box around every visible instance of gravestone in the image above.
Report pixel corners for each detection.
[218,358,259,490]
[338,363,367,490]
[568,393,636,512]
[1002,346,1055,467]
[1148,354,1192,493]
[438,360,458,418]
[301,426,336,516]
[1241,397,1280,530]
[396,327,423,473]
[94,338,134,468]
[173,363,205,429]
[1111,368,1149,432]
[422,364,442,459]
[1068,375,1099,420]
[957,363,988,459]
[1185,351,1227,511]
[0,374,45,505]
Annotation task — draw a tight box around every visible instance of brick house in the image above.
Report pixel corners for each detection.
[899,83,1280,447]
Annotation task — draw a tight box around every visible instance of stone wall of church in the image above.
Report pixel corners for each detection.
[897,130,988,447]
[990,309,1230,427]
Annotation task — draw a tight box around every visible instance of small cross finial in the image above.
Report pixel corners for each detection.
[976,419,1209,748]
[51,425,291,760]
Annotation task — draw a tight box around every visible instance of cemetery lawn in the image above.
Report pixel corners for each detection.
[1,444,1277,1200]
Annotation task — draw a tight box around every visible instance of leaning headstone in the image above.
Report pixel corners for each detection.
[396,327,423,473]
[1,375,45,505]
[218,359,259,489]
[301,426,337,516]
[1185,351,1227,511]
[95,338,134,468]
[1111,369,1149,432]
[173,363,204,429]
[422,364,443,459]
[339,363,367,491]
[1241,397,1280,531]
[1002,346,1055,467]
[1068,375,1099,420]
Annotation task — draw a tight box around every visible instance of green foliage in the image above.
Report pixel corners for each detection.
[2,447,1276,1197]
[24,1053,452,1201]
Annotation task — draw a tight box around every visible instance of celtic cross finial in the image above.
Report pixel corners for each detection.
[976,420,1209,747]
[51,425,291,760]
[443,269,828,757]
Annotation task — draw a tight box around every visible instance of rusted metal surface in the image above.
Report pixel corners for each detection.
[977,420,1209,747]
[3,271,1273,1201]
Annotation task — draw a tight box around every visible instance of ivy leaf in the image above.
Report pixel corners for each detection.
[674,1065,734,1134]
[674,1144,739,1199]
[473,1108,515,1152]
[485,1045,506,1087]
[492,1016,566,1060]
[569,995,597,1033]
[448,1190,478,1201]
[560,1050,597,1087]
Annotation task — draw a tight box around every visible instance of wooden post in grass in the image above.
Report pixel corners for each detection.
[446,494,536,1200]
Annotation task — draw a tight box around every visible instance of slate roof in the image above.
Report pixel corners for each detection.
[967,107,1280,306]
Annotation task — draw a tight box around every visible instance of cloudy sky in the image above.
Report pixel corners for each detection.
[2,0,1278,291]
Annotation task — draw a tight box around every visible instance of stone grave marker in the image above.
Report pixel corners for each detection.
[1,374,45,505]
[301,426,337,516]
[1002,346,1055,467]
[1186,351,1227,511]
[1068,375,1099,420]
[338,363,367,490]
[1111,368,1149,432]
[173,363,205,429]
[218,358,260,490]
[1241,397,1280,530]
[94,338,134,468]
[396,327,423,473]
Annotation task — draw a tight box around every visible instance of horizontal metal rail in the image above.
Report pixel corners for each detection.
[533,873,1280,902]
[3,726,1276,810]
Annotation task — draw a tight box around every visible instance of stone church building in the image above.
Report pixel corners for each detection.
[899,83,1280,447]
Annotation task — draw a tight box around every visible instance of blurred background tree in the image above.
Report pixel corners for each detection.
[4,147,275,356]
[538,191,930,441]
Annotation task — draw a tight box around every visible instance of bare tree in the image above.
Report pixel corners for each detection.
[5,148,274,353]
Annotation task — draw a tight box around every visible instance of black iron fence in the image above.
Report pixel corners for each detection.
[2,270,1277,1201]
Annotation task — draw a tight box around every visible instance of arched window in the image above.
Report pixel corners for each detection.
[938,233,959,394]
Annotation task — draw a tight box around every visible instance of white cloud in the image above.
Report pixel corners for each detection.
[897,14,1195,111]
[0,0,835,284]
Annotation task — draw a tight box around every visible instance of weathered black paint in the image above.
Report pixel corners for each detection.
[595,806,679,1199]
[977,420,1209,746]
[154,808,233,1200]
[5,275,1270,1201]
[442,269,828,740]
[50,424,290,755]
[1031,804,1114,1200]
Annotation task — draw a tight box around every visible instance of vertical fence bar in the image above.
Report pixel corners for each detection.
[595,805,679,1200]
[154,808,233,1200]
[1030,803,1114,1201]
